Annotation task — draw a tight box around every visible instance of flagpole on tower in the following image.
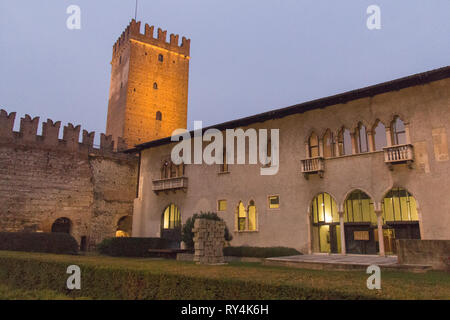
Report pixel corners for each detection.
[134,0,138,20]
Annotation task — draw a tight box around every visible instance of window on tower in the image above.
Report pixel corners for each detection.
[156,111,162,121]
[158,54,164,62]
[153,82,158,89]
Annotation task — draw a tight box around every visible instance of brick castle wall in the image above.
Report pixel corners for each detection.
[0,109,137,247]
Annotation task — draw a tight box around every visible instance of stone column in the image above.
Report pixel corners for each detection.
[334,136,340,157]
[385,127,393,147]
[367,130,375,152]
[305,142,310,158]
[339,211,346,254]
[375,210,385,256]
[350,133,357,154]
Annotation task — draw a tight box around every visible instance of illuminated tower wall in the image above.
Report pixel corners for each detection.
[106,20,190,148]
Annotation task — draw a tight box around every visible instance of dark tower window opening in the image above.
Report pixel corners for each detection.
[158,54,164,62]
[153,82,158,89]
[156,111,162,121]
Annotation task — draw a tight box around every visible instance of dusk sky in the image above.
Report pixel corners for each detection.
[1,0,449,143]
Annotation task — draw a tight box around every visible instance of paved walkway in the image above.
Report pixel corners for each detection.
[267,254,398,266]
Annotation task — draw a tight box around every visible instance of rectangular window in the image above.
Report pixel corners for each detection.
[218,200,227,211]
[268,195,280,209]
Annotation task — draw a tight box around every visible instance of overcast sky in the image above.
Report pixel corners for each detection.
[1,0,449,142]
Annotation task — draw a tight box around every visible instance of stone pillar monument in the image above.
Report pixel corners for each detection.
[193,219,225,265]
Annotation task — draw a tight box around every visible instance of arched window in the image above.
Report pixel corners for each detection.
[51,217,72,234]
[310,193,340,253]
[373,120,387,151]
[237,201,246,231]
[391,117,406,145]
[161,160,170,179]
[116,216,132,237]
[322,129,335,158]
[153,82,158,89]
[338,127,352,156]
[356,123,368,153]
[308,132,319,158]
[344,190,377,224]
[158,54,164,62]
[382,188,418,222]
[162,204,181,230]
[161,160,184,179]
[156,111,162,121]
[381,188,420,254]
[247,200,257,231]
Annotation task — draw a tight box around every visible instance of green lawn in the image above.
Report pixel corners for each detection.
[0,251,449,300]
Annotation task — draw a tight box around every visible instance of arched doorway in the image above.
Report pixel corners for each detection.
[382,188,420,254]
[116,216,132,237]
[51,217,72,234]
[310,193,341,253]
[343,190,378,254]
[161,204,181,242]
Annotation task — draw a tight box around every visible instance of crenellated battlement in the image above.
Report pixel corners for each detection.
[0,109,132,158]
[112,19,190,59]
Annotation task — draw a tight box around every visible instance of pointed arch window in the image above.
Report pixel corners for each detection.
[156,111,162,121]
[338,128,352,156]
[308,132,319,158]
[392,117,406,145]
[356,123,369,153]
[373,120,387,151]
[161,160,184,179]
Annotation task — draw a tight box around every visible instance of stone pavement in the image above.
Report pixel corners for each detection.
[264,254,431,272]
[268,254,397,265]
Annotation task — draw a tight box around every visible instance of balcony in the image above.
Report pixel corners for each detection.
[152,176,188,194]
[301,157,324,178]
[383,144,414,169]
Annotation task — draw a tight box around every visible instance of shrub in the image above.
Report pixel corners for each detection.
[97,237,179,257]
[0,232,78,254]
[0,251,379,300]
[223,246,301,258]
[181,212,232,249]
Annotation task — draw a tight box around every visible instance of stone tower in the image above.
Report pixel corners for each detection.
[106,19,190,148]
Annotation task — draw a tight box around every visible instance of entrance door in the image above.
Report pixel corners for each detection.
[161,204,182,245]
[345,224,377,255]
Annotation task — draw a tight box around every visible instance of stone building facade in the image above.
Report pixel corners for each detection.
[130,66,450,256]
[106,19,190,148]
[0,110,137,249]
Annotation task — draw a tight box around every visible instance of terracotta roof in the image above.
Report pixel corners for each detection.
[126,65,450,153]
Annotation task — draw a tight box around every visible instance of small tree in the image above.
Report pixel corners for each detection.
[182,212,233,249]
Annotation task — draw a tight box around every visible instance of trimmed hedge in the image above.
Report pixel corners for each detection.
[97,237,179,257]
[224,246,301,258]
[0,232,78,254]
[0,252,376,300]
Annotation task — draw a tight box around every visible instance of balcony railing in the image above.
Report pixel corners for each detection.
[301,157,324,178]
[383,144,414,169]
[152,176,188,194]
